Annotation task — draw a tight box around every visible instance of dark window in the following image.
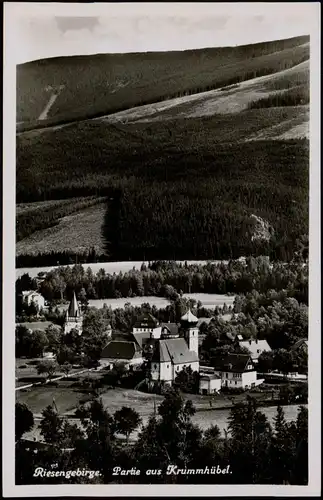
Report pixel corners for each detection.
[154,364,157,369]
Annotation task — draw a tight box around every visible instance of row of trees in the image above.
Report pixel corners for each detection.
[16,390,308,485]
[249,84,309,109]
[21,257,308,305]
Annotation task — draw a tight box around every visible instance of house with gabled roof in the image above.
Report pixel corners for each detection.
[132,313,159,334]
[238,338,271,363]
[212,353,263,390]
[291,338,308,354]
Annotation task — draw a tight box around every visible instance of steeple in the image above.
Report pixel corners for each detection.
[181,308,199,357]
[181,308,198,325]
[64,291,83,335]
[67,292,80,318]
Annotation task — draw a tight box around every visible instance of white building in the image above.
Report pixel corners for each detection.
[63,292,83,335]
[132,313,159,334]
[199,373,222,395]
[238,339,271,363]
[22,291,45,310]
[149,309,200,385]
[212,353,263,390]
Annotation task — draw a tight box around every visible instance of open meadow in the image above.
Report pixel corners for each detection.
[18,382,305,442]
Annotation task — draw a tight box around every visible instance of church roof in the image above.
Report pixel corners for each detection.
[67,293,80,317]
[181,309,198,324]
[152,338,198,364]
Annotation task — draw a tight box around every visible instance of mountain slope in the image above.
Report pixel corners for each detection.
[17,35,309,131]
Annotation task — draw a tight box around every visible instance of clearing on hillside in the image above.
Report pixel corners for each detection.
[16,203,107,256]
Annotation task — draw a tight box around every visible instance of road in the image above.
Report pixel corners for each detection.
[15,366,103,392]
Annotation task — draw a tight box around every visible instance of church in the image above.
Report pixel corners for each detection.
[63,292,83,335]
[132,309,200,385]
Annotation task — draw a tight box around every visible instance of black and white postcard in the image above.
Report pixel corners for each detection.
[3,2,321,496]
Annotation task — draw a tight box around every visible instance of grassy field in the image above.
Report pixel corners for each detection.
[15,358,85,387]
[17,36,309,130]
[18,383,304,443]
[16,202,107,256]
[86,293,235,310]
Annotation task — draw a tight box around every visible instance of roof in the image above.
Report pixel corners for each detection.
[291,339,308,351]
[101,341,142,360]
[239,339,271,359]
[17,321,60,332]
[133,313,158,329]
[160,323,179,336]
[67,293,80,317]
[152,338,199,364]
[181,309,198,324]
[200,373,222,380]
[132,331,151,349]
[212,353,253,373]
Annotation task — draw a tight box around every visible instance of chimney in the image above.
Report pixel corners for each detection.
[249,339,252,345]
[256,339,258,344]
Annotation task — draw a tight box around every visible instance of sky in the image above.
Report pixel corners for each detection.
[4,2,318,64]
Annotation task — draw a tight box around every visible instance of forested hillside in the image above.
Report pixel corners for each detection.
[17,35,309,130]
[16,35,310,264]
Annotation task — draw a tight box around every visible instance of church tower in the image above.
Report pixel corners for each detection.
[181,309,199,357]
[64,292,83,335]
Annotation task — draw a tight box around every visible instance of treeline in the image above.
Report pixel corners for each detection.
[17,197,107,242]
[16,391,308,485]
[249,85,309,109]
[16,249,109,268]
[18,257,308,305]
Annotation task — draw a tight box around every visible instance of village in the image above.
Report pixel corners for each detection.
[16,279,308,404]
